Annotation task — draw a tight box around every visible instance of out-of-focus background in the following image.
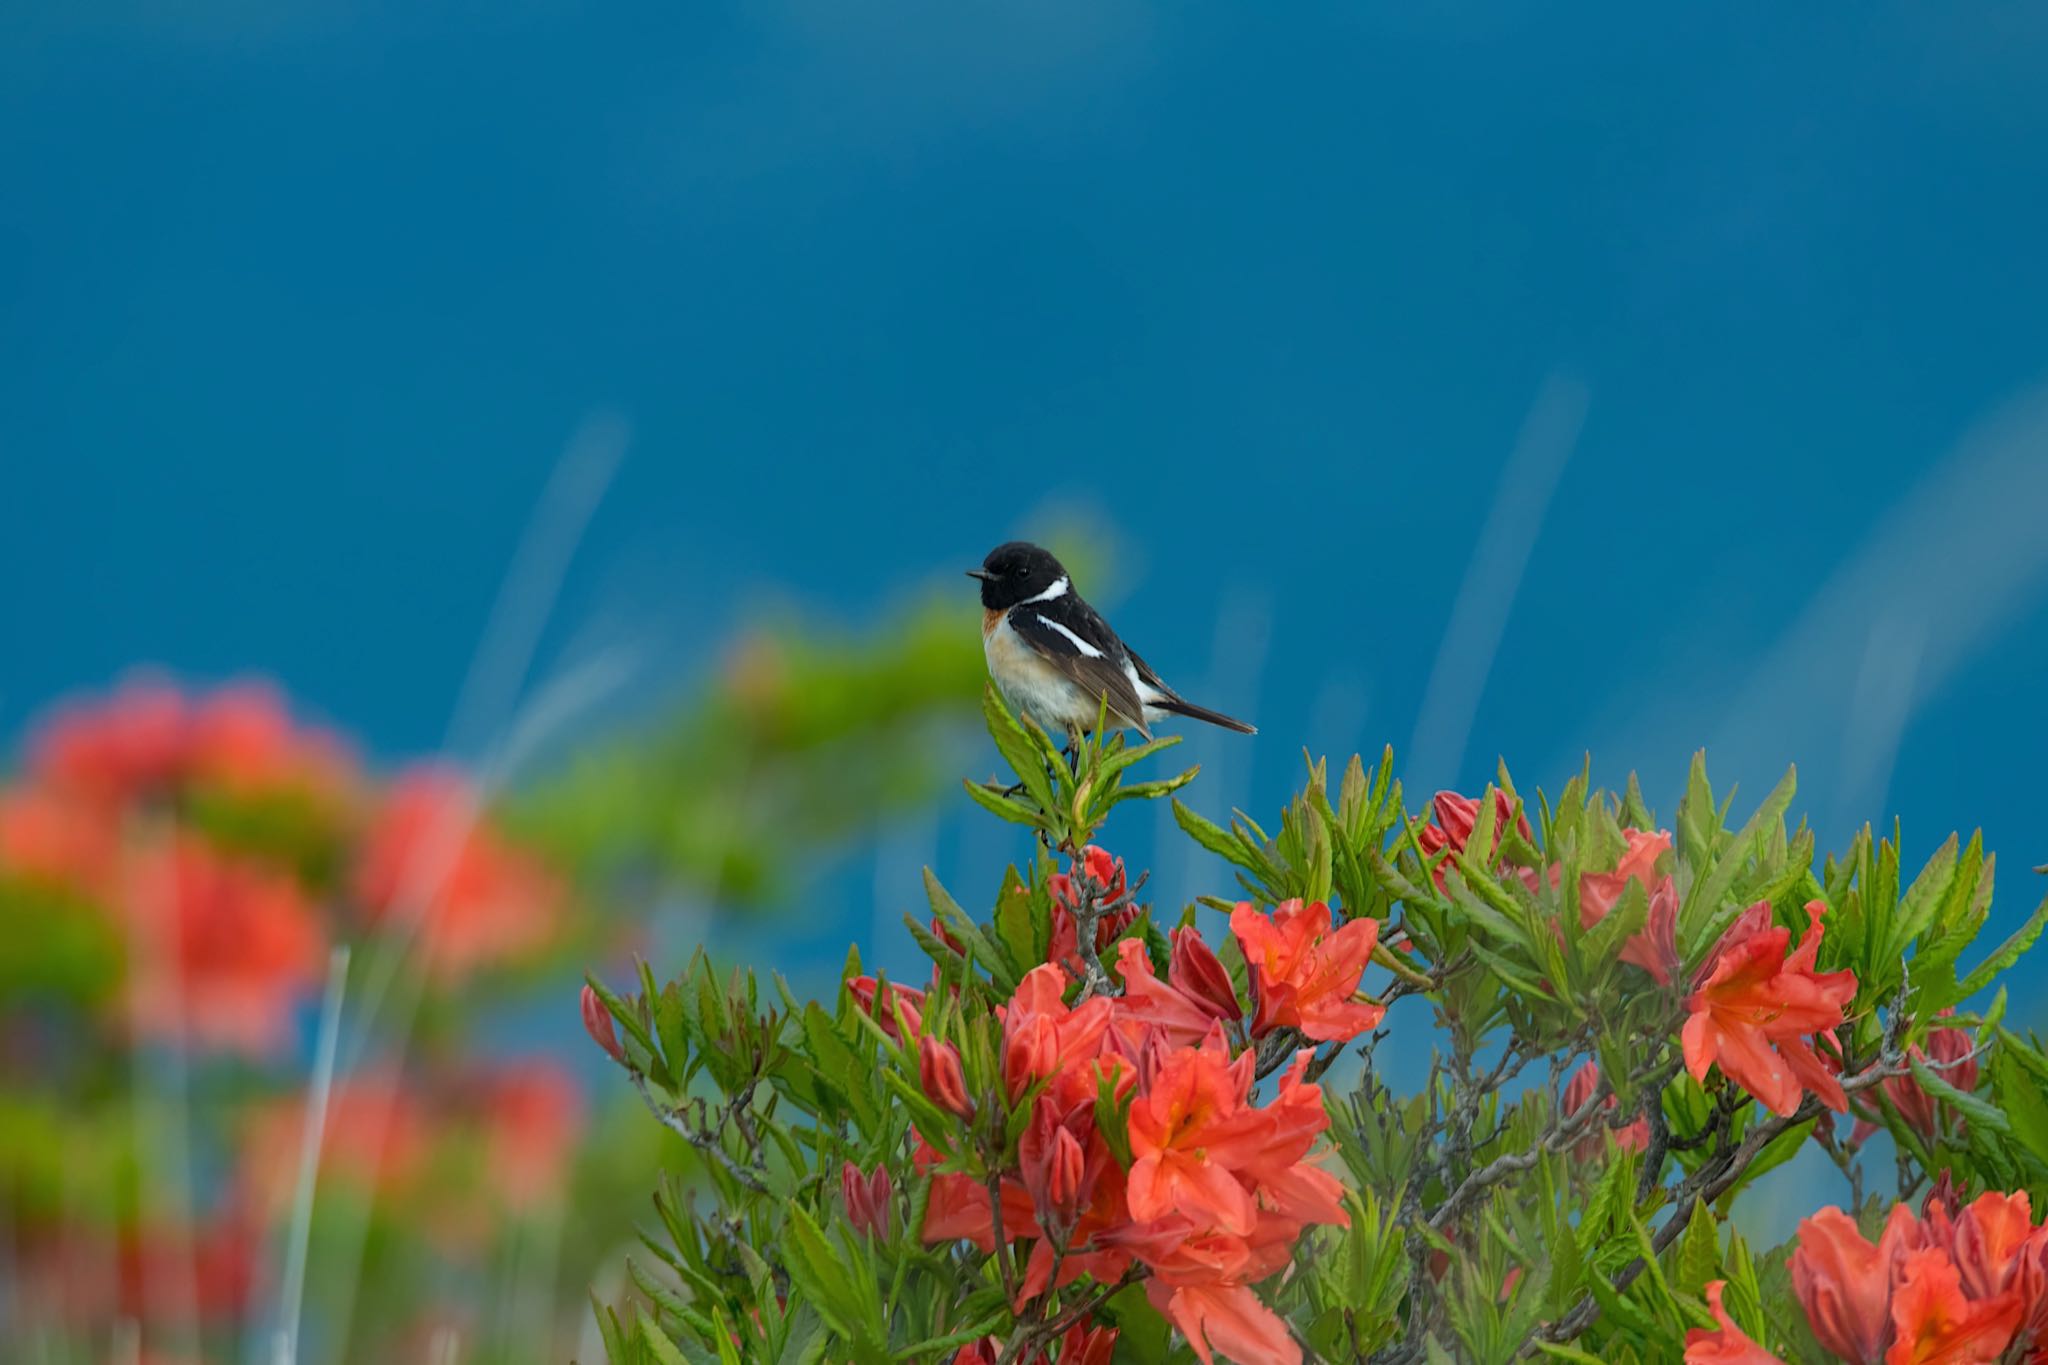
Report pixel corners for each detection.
[5,3,2047,1362]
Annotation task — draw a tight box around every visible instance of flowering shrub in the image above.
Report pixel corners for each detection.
[0,676,585,1362]
[586,690,2048,1363]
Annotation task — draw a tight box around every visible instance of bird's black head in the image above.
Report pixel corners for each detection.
[967,541,1069,610]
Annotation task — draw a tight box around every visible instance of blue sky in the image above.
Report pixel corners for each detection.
[6,1,2048,970]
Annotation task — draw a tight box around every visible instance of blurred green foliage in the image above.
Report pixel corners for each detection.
[512,536,1110,910]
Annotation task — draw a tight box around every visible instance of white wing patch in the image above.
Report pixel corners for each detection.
[1022,576,1069,605]
[1036,614,1104,658]
[1130,667,1171,706]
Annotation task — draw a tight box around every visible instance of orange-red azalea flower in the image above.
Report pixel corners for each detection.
[1884,1247,2022,1365]
[1858,1019,1981,1143]
[841,1160,894,1239]
[1001,963,1113,1104]
[1113,937,1219,1049]
[1145,1280,1300,1365]
[1170,926,1242,1022]
[1685,1281,1784,1363]
[1681,899,1856,1117]
[1125,1033,1264,1234]
[1792,1205,1926,1363]
[1230,899,1383,1042]
[919,1035,974,1119]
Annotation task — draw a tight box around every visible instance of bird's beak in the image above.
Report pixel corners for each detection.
[965,569,993,581]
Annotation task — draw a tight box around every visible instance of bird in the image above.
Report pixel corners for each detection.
[968,541,1256,742]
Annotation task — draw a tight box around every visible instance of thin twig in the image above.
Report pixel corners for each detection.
[629,1074,769,1194]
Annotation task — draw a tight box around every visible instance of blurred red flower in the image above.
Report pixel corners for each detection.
[125,837,326,1056]
[29,678,356,811]
[0,787,118,897]
[352,766,562,978]
[1792,1205,1923,1362]
[1885,1247,2023,1364]
[482,1060,585,1209]
[242,1069,434,1219]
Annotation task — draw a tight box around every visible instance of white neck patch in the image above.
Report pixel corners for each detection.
[1023,576,1069,604]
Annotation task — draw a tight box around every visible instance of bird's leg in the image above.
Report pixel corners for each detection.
[1062,726,1088,778]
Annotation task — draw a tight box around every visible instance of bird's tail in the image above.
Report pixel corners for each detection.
[1154,696,1257,735]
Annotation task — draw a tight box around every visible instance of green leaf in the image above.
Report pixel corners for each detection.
[1684,765,1796,951]
[1099,732,1182,782]
[1533,1346,1608,1365]
[1466,939,1559,1002]
[1117,766,1201,805]
[801,1003,878,1135]
[1173,798,1261,875]
[1956,892,2048,1001]
[775,1306,828,1365]
[993,874,1039,973]
[1992,1050,2048,1167]
[924,867,1019,992]
[1886,834,1959,964]
[981,684,1057,811]
[638,1317,693,1365]
[1910,1055,2008,1135]
[1671,1200,1720,1296]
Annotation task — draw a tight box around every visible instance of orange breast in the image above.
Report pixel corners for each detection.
[982,607,1004,639]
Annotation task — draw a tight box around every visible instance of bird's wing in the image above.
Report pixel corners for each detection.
[1008,604,1150,734]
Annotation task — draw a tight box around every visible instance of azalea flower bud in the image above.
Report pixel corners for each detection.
[1021,1103,1091,1229]
[918,1036,973,1119]
[930,916,966,957]
[1046,1127,1085,1217]
[840,1160,893,1239]
[580,985,626,1065]
[847,976,926,1044]
[1168,927,1241,1022]
[1879,1019,1979,1140]
[1003,1015,1057,1101]
[1560,1063,1648,1158]
[1058,1323,1117,1365]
